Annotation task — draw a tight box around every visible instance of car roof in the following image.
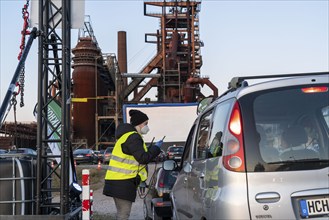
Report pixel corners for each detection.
[228,72,328,88]
[208,73,328,106]
[74,148,91,152]
[168,146,184,151]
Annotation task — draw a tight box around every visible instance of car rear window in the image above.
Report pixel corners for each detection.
[240,84,329,172]
[169,147,183,152]
[74,149,90,154]
[105,147,113,153]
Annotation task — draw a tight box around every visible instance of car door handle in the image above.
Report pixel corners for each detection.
[255,192,280,203]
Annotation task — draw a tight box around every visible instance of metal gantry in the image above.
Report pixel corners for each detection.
[36,0,79,217]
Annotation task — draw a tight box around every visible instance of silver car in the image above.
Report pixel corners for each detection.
[165,72,329,219]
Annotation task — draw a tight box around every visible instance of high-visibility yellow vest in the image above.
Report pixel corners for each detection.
[105,131,148,181]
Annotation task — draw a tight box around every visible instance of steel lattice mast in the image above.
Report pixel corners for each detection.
[36,0,78,216]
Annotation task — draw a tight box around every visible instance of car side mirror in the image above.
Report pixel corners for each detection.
[163,160,177,171]
[183,162,192,173]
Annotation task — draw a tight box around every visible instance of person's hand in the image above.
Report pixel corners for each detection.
[155,140,163,148]
[138,181,147,194]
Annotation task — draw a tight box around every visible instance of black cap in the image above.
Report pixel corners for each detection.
[129,109,149,126]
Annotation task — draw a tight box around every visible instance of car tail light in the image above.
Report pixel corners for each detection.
[158,181,164,188]
[158,171,165,188]
[157,170,165,197]
[155,202,165,206]
[86,154,91,156]
[223,101,245,172]
[301,86,328,93]
[229,107,242,135]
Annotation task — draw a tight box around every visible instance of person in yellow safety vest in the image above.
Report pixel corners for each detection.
[103,109,163,220]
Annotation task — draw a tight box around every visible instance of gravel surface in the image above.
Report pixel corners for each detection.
[92,186,144,219]
[53,163,159,219]
[92,163,159,220]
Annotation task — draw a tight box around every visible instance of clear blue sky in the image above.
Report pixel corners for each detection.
[1,0,328,122]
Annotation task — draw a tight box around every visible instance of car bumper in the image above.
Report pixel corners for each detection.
[74,158,93,163]
[151,198,172,217]
[103,157,110,164]
[168,156,182,161]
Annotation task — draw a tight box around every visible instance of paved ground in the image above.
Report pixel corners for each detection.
[92,163,159,219]
[92,187,144,219]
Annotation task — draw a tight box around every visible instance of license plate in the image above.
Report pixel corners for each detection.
[300,198,329,218]
[77,155,83,158]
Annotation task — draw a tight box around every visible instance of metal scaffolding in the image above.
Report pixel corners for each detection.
[36,0,80,218]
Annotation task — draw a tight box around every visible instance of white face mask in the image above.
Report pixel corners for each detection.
[140,125,150,135]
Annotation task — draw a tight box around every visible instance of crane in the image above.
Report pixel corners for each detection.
[0,28,37,129]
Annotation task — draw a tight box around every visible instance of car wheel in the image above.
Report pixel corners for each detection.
[152,205,161,220]
[143,200,151,220]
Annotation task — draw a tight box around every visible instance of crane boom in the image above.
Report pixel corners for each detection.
[0,27,38,128]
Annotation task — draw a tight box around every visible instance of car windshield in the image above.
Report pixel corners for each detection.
[241,84,329,172]
[8,148,36,155]
[74,149,90,154]
[105,148,113,153]
[169,147,183,152]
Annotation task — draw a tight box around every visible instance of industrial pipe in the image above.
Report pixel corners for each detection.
[186,77,218,98]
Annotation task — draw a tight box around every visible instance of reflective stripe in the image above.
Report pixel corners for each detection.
[105,131,149,181]
[107,166,137,174]
[138,169,147,178]
[110,155,139,166]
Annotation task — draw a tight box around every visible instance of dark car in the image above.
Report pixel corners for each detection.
[152,149,166,162]
[166,145,184,161]
[4,148,37,160]
[73,149,98,165]
[7,148,37,157]
[143,166,178,220]
[94,150,105,163]
[7,148,37,155]
[0,149,8,154]
[103,147,113,164]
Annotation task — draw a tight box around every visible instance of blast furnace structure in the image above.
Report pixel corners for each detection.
[71,0,218,149]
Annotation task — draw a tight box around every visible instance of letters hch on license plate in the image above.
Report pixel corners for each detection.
[300,198,329,218]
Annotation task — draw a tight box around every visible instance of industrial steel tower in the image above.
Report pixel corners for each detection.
[120,0,218,104]
[71,0,219,150]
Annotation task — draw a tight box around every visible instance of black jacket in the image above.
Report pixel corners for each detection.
[103,123,161,202]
